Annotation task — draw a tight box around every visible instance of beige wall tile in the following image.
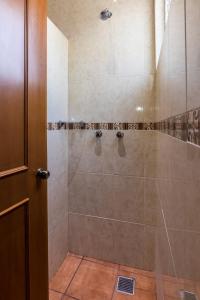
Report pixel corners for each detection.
[155,0,186,121]
[47,19,69,279]
[48,0,156,123]
[186,0,200,111]
[69,213,155,271]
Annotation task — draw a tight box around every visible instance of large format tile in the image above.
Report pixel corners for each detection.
[69,213,119,264]
[48,130,69,279]
[144,178,159,226]
[48,219,68,280]
[186,0,200,111]
[66,260,117,300]
[49,255,82,293]
[62,0,155,123]
[69,173,144,224]
[69,213,155,270]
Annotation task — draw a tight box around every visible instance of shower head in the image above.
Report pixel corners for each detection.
[100,9,112,20]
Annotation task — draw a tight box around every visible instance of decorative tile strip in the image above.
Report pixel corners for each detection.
[155,106,200,146]
[155,113,187,142]
[47,121,68,130]
[187,108,200,146]
[47,122,155,131]
[47,107,200,147]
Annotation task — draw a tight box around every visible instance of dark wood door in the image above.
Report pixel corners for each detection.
[0,0,48,300]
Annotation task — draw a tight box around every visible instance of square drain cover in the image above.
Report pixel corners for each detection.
[116,276,135,295]
[180,291,198,300]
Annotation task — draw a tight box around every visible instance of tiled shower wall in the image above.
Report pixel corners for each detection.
[47,1,200,291]
[48,0,157,271]
[47,18,69,280]
[155,0,200,298]
[48,0,156,123]
[68,130,157,270]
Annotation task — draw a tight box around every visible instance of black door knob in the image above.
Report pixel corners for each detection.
[36,168,50,180]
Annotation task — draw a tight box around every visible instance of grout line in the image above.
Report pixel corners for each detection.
[49,289,63,294]
[83,256,120,270]
[184,0,188,114]
[62,294,80,300]
[68,170,197,183]
[164,226,200,235]
[161,208,177,279]
[49,287,65,294]
[68,211,157,228]
[110,277,117,300]
[64,255,83,296]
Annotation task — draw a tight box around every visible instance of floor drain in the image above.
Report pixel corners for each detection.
[180,291,199,300]
[116,275,135,295]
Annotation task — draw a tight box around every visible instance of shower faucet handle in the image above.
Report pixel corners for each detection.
[96,130,103,138]
[79,121,86,129]
[116,131,124,138]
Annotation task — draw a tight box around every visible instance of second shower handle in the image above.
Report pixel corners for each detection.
[95,130,125,138]
[116,131,124,138]
[96,130,103,138]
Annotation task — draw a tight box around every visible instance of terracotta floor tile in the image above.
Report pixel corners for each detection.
[49,255,82,293]
[163,275,196,288]
[117,269,156,293]
[119,265,155,278]
[163,279,197,299]
[83,256,119,270]
[62,296,79,300]
[112,289,156,300]
[163,280,182,298]
[135,274,156,292]
[159,276,198,299]
[49,290,63,300]
[66,260,117,300]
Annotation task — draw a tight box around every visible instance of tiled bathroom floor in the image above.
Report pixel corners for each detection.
[49,253,156,300]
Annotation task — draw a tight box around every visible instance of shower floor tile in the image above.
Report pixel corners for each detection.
[49,253,156,300]
[49,254,82,293]
[49,290,63,300]
[67,260,117,300]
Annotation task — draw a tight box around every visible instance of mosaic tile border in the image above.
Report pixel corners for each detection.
[156,107,200,146]
[47,107,200,147]
[155,113,188,142]
[187,108,200,146]
[47,122,155,131]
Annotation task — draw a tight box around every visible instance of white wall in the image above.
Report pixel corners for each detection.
[47,18,69,279]
[155,0,165,65]
[47,18,68,122]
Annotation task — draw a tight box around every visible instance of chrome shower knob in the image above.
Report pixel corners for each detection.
[116,131,124,138]
[96,130,103,138]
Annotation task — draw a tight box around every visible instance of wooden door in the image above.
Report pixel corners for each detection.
[0,0,48,300]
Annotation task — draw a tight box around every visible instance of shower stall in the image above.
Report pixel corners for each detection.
[47,0,200,299]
